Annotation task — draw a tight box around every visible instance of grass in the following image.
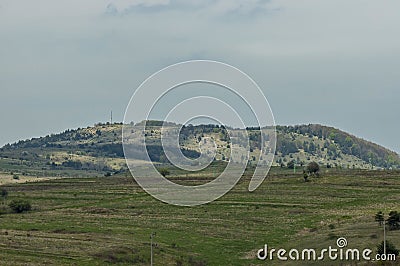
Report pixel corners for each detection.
[0,167,399,265]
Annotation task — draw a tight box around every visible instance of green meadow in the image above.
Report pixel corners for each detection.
[0,167,399,265]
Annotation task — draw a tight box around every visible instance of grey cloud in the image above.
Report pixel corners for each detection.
[105,3,118,16]
[1,0,399,154]
[107,0,279,19]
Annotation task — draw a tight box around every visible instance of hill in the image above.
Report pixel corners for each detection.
[0,122,398,177]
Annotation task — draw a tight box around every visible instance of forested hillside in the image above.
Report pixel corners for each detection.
[0,122,398,176]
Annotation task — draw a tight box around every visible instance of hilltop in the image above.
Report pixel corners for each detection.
[0,122,398,177]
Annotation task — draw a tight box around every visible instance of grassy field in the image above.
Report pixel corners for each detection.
[0,167,399,265]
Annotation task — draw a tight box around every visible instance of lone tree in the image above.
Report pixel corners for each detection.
[159,168,170,178]
[387,211,400,230]
[375,211,384,226]
[307,162,320,175]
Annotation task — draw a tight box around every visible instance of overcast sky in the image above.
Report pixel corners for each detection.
[0,0,399,153]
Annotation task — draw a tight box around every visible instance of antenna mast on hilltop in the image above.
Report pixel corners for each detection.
[110,110,113,124]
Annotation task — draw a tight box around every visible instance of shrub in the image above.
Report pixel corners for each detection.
[303,170,309,182]
[377,241,399,256]
[159,168,170,177]
[307,162,320,174]
[9,199,31,213]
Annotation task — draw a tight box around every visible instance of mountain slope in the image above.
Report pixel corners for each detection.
[0,122,398,176]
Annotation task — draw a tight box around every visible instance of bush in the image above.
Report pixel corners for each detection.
[307,162,320,174]
[13,174,19,180]
[303,170,309,182]
[377,241,399,256]
[388,211,400,230]
[159,168,170,177]
[9,199,31,213]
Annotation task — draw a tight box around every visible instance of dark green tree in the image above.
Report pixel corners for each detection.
[387,211,400,230]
